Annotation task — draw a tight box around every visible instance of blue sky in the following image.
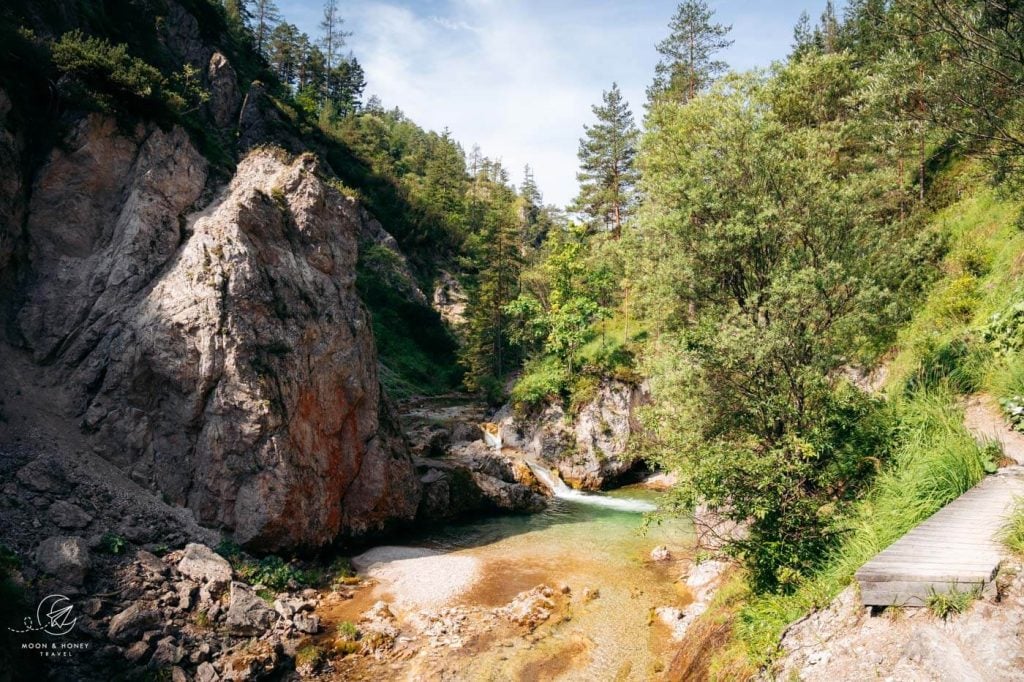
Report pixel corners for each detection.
[278,0,830,206]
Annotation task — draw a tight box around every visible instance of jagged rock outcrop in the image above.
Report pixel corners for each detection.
[432,270,468,331]
[495,379,648,489]
[7,113,420,550]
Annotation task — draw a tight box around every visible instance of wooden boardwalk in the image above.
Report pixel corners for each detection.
[856,466,1024,607]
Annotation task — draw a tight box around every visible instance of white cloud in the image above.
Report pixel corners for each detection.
[344,0,656,206]
[278,0,828,207]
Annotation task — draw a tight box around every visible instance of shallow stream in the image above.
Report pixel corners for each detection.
[329,486,695,680]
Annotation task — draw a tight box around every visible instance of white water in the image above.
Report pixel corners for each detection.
[525,460,657,513]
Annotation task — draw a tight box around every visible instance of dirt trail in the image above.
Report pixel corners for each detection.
[963,394,1024,465]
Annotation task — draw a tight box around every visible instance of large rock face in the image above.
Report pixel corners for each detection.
[496,380,648,489]
[9,114,420,550]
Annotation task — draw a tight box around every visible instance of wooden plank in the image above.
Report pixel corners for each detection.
[856,468,1024,606]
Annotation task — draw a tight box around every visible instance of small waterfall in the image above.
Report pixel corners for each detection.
[524,460,657,513]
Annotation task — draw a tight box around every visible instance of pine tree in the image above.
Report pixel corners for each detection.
[647,0,733,105]
[519,165,545,246]
[223,0,252,32]
[818,0,840,53]
[573,83,639,238]
[250,0,280,56]
[461,163,523,394]
[326,56,365,114]
[791,11,814,59]
[268,22,300,86]
[319,0,351,100]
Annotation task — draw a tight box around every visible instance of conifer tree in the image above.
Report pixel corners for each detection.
[519,165,547,247]
[647,0,733,105]
[461,162,523,395]
[791,11,814,59]
[268,22,300,86]
[250,0,280,56]
[573,83,639,238]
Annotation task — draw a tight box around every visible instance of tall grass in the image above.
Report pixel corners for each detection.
[887,187,1024,393]
[1002,500,1024,556]
[732,390,987,668]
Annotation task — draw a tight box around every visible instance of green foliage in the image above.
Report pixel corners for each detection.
[336,620,359,641]
[983,301,1024,356]
[215,540,243,561]
[232,554,318,591]
[295,643,325,668]
[51,30,208,122]
[357,260,461,398]
[731,390,988,666]
[633,67,919,589]
[926,585,978,620]
[573,83,639,235]
[904,336,988,395]
[1001,499,1024,556]
[510,356,570,410]
[886,188,1024,391]
[459,164,525,394]
[648,0,733,104]
[99,532,127,555]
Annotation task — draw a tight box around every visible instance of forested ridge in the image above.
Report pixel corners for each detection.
[3,0,1024,677]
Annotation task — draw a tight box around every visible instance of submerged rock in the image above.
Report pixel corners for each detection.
[496,585,556,631]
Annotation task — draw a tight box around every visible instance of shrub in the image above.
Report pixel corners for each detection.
[51,30,207,120]
[295,644,324,669]
[732,390,988,667]
[232,554,318,590]
[99,533,127,555]
[510,355,569,410]
[336,620,359,641]
[984,300,1024,356]
[934,274,979,321]
[926,585,978,620]
[904,336,987,395]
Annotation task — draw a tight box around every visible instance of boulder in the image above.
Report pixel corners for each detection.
[107,603,161,643]
[221,640,281,681]
[496,380,648,489]
[177,543,231,593]
[225,581,279,634]
[195,661,219,682]
[35,536,91,586]
[496,585,556,631]
[685,560,728,603]
[152,636,184,666]
[48,501,93,530]
[136,549,168,578]
[650,545,672,562]
[206,52,240,128]
[292,611,319,634]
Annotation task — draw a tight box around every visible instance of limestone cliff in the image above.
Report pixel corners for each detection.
[1,105,420,550]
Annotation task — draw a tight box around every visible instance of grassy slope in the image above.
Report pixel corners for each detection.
[702,169,1024,677]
